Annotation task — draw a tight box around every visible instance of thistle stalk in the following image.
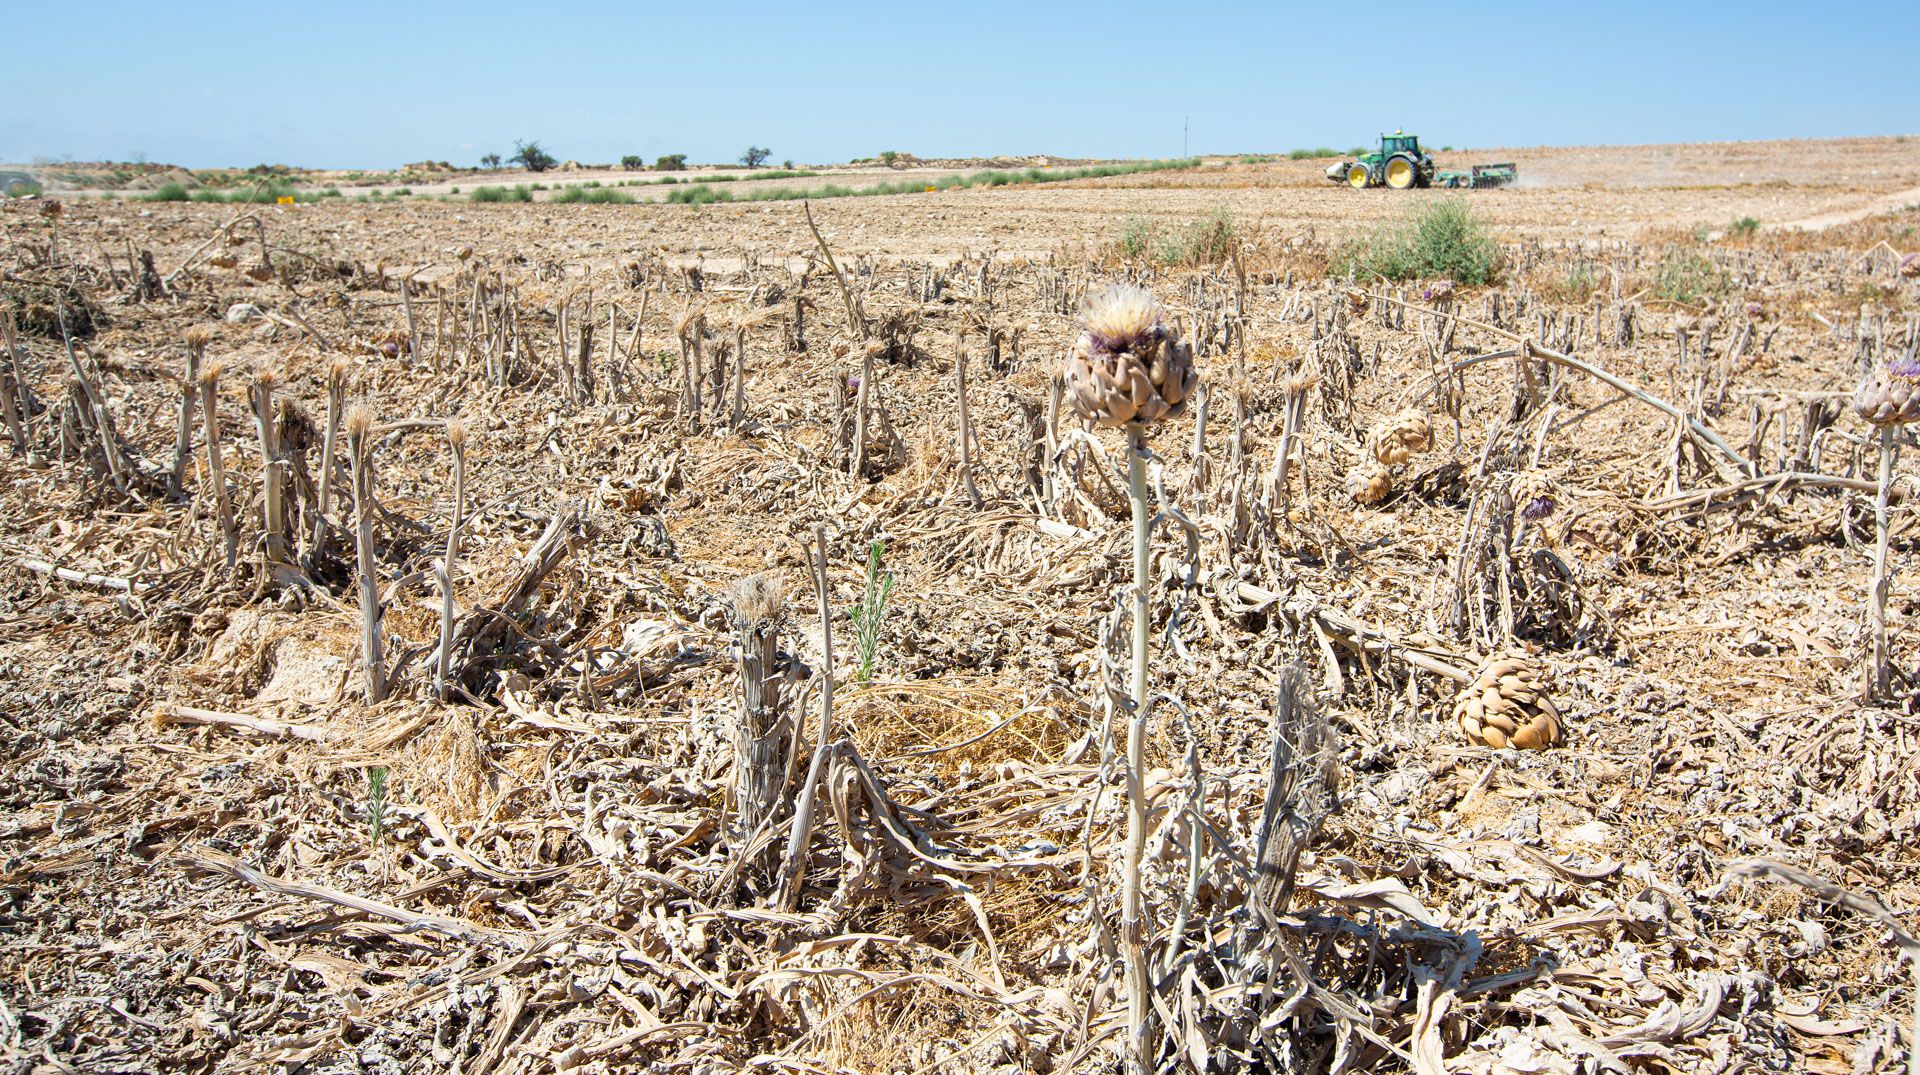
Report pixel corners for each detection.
[347,407,385,704]
[198,363,238,569]
[1059,285,1197,1075]
[436,421,467,702]
[311,359,348,560]
[1870,426,1896,698]
[249,371,288,566]
[1121,419,1152,1074]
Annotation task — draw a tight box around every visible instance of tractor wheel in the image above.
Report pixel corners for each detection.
[1346,163,1371,189]
[1385,156,1416,190]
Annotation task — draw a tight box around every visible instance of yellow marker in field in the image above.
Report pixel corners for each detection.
[276,195,295,205]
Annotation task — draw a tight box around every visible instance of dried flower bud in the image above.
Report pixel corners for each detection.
[183,324,216,351]
[1345,462,1393,506]
[446,419,467,451]
[197,360,225,391]
[1852,361,1920,427]
[1512,470,1559,522]
[1366,409,1431,466]
[1901,253,1919,279]
[1453,651,1562,750]
[1060,285,1196,428]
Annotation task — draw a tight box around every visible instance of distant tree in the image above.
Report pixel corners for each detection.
[741,146,771,167]
[620,155,645,170]
[782,159,793,169]
[480,153,502,170]
[878,150,901,168]
[655,154,688,171]
[511,140,557,173]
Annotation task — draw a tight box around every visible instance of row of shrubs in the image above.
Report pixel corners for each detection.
[663,158,1202,206]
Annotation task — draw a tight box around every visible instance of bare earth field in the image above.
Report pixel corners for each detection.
[3,135,1920,1073]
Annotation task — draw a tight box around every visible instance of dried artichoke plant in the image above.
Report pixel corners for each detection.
[1453,650,1563,750]
[1852,356,1920,697]
[1061,284,1195,1074]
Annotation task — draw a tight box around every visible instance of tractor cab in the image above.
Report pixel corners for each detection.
[1380,132,1421,159]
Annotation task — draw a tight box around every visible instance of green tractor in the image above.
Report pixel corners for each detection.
[1325,130,1435,190]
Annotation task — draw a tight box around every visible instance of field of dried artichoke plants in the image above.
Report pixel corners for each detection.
[4,142,1920,1074]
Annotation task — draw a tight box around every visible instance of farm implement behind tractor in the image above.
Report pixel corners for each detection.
[1325,131,1517,190]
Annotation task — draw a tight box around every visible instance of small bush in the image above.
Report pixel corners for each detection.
[470,185,533,203]
[551,186,634,204]
[1651,249,1730,303]
[655,154,688,171]
[1287,148,1340,160]
[620,155,645,170]
[1116,216,1154,259]
[1157,207,1236,267]
[147,183,192,202]
[1333,198,1501,285]
[4,178,43,198]
[1727,216,1760,238]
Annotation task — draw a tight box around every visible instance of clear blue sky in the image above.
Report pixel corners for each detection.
[7,1,1914,169]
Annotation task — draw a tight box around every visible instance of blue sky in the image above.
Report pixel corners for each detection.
[6,1,1914,169]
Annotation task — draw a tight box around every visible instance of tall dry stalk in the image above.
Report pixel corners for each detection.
[777,526,836,911]
[311,358,349,559]
[1852,361,1917,698]
[730,574,789,855]
[198,362,238,569]
[1060,285,1197,1074]
[346,407,385,704]
[248,371,288,566]
[171,326,210,493]
[435,420,467,702]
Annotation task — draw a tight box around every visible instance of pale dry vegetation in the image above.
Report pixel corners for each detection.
[2,146,1920,1074]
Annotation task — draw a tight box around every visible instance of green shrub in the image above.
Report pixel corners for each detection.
[147,183,192,202]
[470,185,533,203]
[1727,216,1760,238]
[3,178,43,198]
[655,154,688,171]
[620,155,645,170]
[1333,198,1500,285]
[1287,148,1339,160]
[1156,207,1236,266]
[1116,216,1154,259]
[551,186,634,204]
[1651,249,1730,303]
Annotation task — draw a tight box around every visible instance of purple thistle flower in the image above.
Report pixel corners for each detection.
[1889,355,1920,380]
[1521,496,1557,521]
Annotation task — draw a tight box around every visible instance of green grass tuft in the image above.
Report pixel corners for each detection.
[1333,198,1501,285]
[470,185,534,203]
[551,185,635,204]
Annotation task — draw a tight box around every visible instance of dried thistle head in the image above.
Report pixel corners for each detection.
[327,357,353,391]
[1852,360,1920,427]
[183,324,216,352]
[252,369,276,391]
[1345,461,1394,506]
[445,419,467,451]
[1453,650,1562,750]
[1061,285,1196,428]
[1365,409,1431,466]
[345,405,374,443]
[197,360,225,391]
[1513,471,1559,522]
[730,573,783,628]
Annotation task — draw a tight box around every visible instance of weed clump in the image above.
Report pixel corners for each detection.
[1651,249,1731,303]
[470,185,534,203]
[1333,198,1501,285]
[551,186,635,204]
